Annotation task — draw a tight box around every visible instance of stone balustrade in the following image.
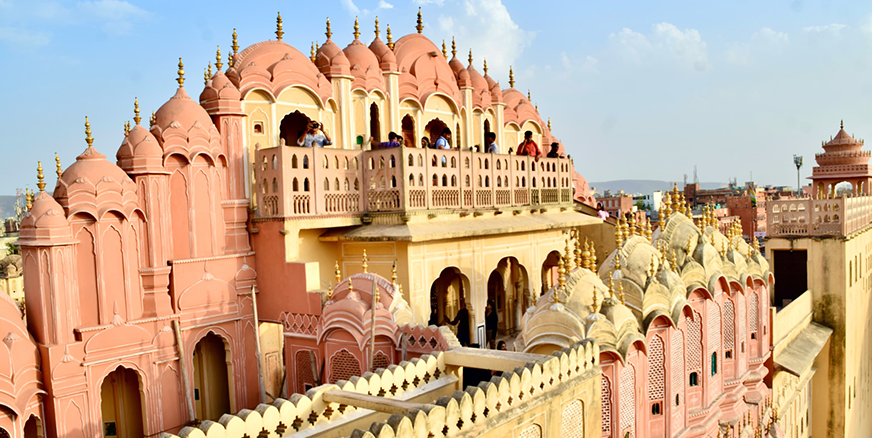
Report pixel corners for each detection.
[767,195,872,237]
[255,146,575,218]
[159,339,600,438]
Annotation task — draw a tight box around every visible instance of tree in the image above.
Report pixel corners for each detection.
[635,199,649,212]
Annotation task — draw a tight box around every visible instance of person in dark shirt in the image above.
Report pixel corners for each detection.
[485,299,498,348]
[427,304,438,327]
[546,142,561,158]
[369,131,401,149]
[449,300,470,346]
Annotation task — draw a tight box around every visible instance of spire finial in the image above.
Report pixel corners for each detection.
[591,282,599,312]
[554,255,565,303]
[468,48,473,65]
[25,189,32,211]
[124,121,130,136]
[230,28,239,67]
[564,237,574,271]
[204,64,211,85]
[84,116,94,148]
[276,12,284,40]
[386,24,393,49]
[509,65,515,88]
[547,117,551,130]
[55,152,62,178]
[373,16,380,38]
[670,249,678,271]
[618,281,625,304]
[310,42,317,63]
[353,16,360,40]
[36,161,45,193]
[416,7,424,33]
[607,276,615,300]
[590,242,597,269]
[527,89,532,101]
[391,260,398,287]
[335,261,342,286]
[483,58,488,75]
[441,40,447,58]
[176,57,185,88]
[451,37,457,58]
[215,45,223,71]
[362,249,368,273]
[581,238,590,270]
[841,119,844,129]
[326,17,332,40]
[149,111,156,129]
[133,97,141,125]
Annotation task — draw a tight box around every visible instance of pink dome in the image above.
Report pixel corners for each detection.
[343,39,384,92]
[200,70,241,103]
[394,34,461,103]
[369,37,397,71]
[19,191,73,244]
[448,57,470,87]
[503,88,542,126]
[232,40,333,102]
[153,87,214,133]
[484,73,503,104]
[315,39,351,77]
[117,124,163,174]
[466,65,491,108]
[63,146,133,188]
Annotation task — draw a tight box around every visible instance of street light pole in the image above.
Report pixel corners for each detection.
[794,155,804,197]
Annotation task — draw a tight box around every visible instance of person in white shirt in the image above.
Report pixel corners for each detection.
[485,132,499,153]
[297,121,332,147]
[435,128,452,150]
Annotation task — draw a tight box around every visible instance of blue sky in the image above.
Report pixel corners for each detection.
[1,0,871,196]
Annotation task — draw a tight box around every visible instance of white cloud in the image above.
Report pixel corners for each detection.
[0,26,50,48]
[755,27,789,45]
[726,44,750,65]
[803,24,846,35]
[413,0,446,5]
[609,23,709,71]
[339,0,360,14]
[377,0,393,9]
[76,0,150,34]
[429,0,535,82]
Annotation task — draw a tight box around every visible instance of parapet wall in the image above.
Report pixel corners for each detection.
[159,339,601,438]
[767,195,872,237]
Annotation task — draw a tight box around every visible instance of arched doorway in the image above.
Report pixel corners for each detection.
[279,110,311,147]
[193,333,231,421]
[541,251,561,296]
[424,118,447,145]
[100,366,144,438]
[488,257,529,335]
[369,103,381,143]
[429,267,471,345]
[401,115,416,147]
[0,428,8,438]
[23,415,42,438]
[835,181,853,196]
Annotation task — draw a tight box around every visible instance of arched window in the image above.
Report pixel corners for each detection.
[322,156,328,169]
[418,154,424,167]
[390,155,396,168]
[485,176,490,187]
[478,175,482,187]
[344,157,350,170]
[380,177,386,189]
[291,155,298,169]
[408,154,414,166]
[303,178,310,192]
[521,161,526,171]
[451,175,457,187]
[353,157,359,170]
[478,157,482,169]
[504,176,509,187]
[272,155,277,169]
[532,178,537,188]
[419,174,424,186]
[262,179,268,194]
[379,157,385,169]
[323,178,329,190]
[369,157,375,170]
[484,159,489,170]
[262,156,268,171]
[465,175,471,187]
[442,175,448,186]
[302,155,309,169]
[391,176,397,188]
[334,156,340,169]
[292,178,299,192]
[433,174,438,186]
[532,161,536,171]
[344,178,350,190]
[432,156,438,167]
[354,178,359,190]
[409,174,415,186]
[496,160,501,170]
[689,372,699,386]
[335,178,340,191]
[522,177,526,187]
[465,157,470,168]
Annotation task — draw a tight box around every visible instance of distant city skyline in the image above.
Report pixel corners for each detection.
[1,0,870,194]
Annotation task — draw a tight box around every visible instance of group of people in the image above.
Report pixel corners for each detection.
[428,299,508,351]
[296,120,564,160]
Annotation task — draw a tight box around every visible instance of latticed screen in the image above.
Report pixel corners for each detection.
[329,349,361,384]
[619,365,635,437]
[647,335,665,401]
[561,400,584,438]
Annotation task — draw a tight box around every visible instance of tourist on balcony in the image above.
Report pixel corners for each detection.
[297,121,332,147]
[421,136,431,149]
[516,131,541,158]
[369,131,401,149]
[448,299,470,346]
[485,132,499,154]
[497,340,507,351]
[546,142,561,158]
[597,203,609,220]
[485,300,498,348]
[435,128,452,150]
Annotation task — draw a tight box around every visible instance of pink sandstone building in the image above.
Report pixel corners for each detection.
[2,10,833,438]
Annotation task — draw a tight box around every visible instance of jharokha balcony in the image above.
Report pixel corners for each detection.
[255,145,576,218]
[767,195,872,237]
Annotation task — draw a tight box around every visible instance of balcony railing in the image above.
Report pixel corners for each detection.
[255,146,575,218]
[767,195,872,237]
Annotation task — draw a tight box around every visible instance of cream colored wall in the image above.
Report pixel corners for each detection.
[767,230,872,438]
[771,291,815,438]
[0,275,23,303]
[259,322,285,401]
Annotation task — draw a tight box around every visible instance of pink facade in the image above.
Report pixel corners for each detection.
[811,121,872,198]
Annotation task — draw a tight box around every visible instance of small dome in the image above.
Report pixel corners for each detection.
[369,37,397,71]
[118,124,163,174]
[19,191,73,245]
[466,65,491,108]
[484,73,503,104]
[315,40,351,77]
[200,71,241,103]
[344,39,384,92]
[153,87,214,133]
[62,146,133,188]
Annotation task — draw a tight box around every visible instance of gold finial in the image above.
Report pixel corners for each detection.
[25,189,32,211]
[149,111,156,129]
[658,202,664,224]
[316,41,320,51]
[123,121,129,136]
[468,49,473,65]
[441,40,447,58]
[353,16,360,40]
[615,220,623,247]
[325,17,332,40]
[348,276,354,295]
[416,7,424,34]
[685,235,694,256]
[509,66,515,88]
[645,217,653,242]
[577,237,585,269]
[215,45,223,71]
[133,97,141,125]
[391,260,397,286]
[327,282,333,300]
[36,161,45,192]
[451,37,457,58]
[362,249,368,273]
[618,281,625,304]
[386,24,393,49]
[555,255,566,302]
[84,116,94,148]
[590,242,597,270]
[230,28,239,67]
[310,42,317,63]
[483,58,488,75]
[564,237,574,271]
[591,283,598,312]
[55,152,62,178]
[547,117,551,131]
[276,12,284,40]
[628,213,636,237]
[670,249,678,271]
[176,58,185,88]
[204,65,210,85]
[622,216,630,242]
[335,260,341,285]
[527,89,532,101]
[374,16,380,38]
[648,254,656,278]
[841,119,844,129]
[607,277,615,299]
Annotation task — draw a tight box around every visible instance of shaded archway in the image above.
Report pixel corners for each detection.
[401,115,416,147]
[100,366,144,438]
[835,181,853,196]
[193,333,231,421]
[424,118,447,145]
[429,267,471,345]
[279,110,311,147]
[488,257,530,335]
[23,415,42,438]
[541,251,562,295]
[369,103,381,143]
